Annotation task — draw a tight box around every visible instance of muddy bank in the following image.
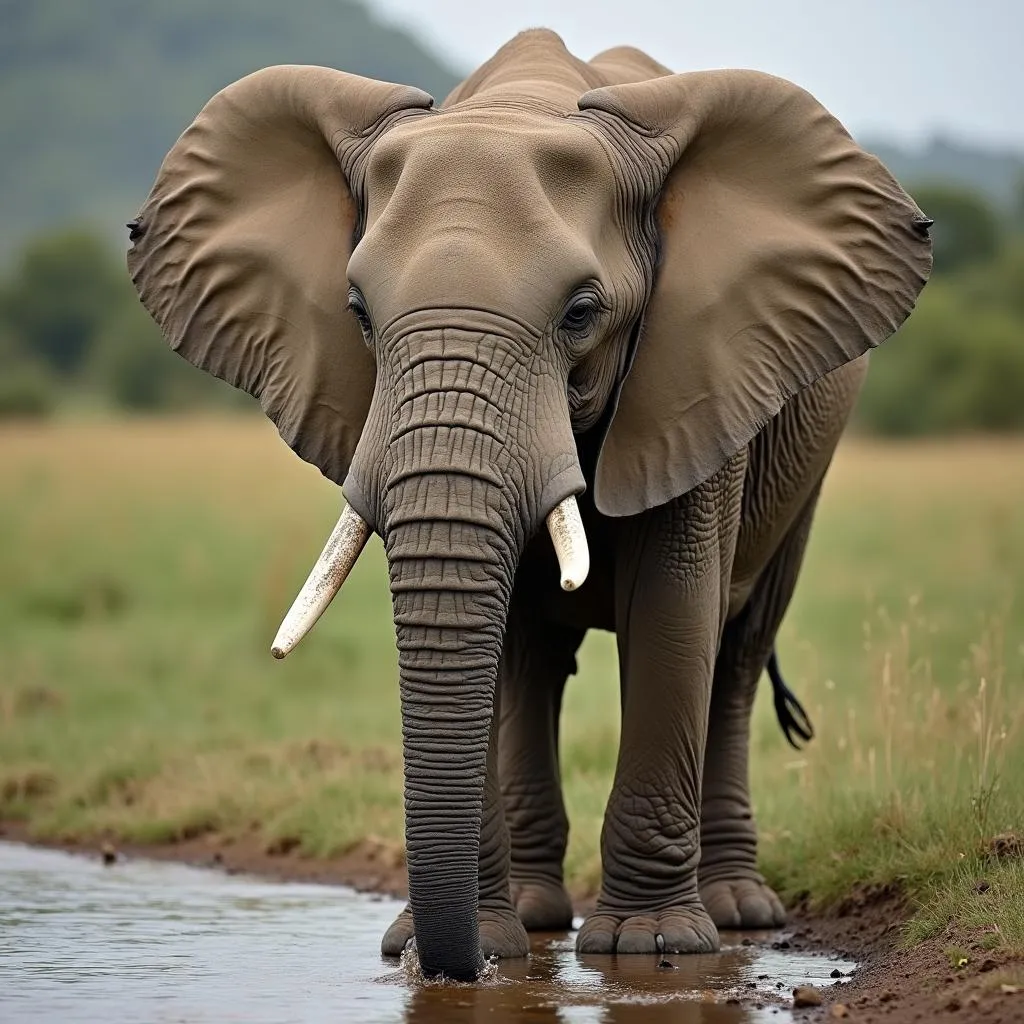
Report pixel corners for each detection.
[0,820,413,899]
[3,821,1022,1023]
[789,888,1024,1022]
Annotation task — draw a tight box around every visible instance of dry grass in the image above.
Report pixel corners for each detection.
[1,417,1022,949]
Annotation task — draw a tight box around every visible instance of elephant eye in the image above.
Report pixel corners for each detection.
[347,289,374,344]
[559,294,601,337]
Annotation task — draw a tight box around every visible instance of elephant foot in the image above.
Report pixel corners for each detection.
[380,901,529,959]
[479,902,529,958]
[576,903,719,954]
[380,904,414,957]
[699,876,786,930]
[510,877,574,931]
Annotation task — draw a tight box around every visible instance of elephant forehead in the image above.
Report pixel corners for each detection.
[349,113,620,323]
[365,112,615,215]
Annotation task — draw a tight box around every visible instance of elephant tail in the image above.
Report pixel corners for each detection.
[766,648,814,750]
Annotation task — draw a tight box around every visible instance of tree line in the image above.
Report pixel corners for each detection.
[854,181,1024,433]
[1,179,1022,434]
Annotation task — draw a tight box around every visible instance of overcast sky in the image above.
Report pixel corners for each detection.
[373,0,1023,149]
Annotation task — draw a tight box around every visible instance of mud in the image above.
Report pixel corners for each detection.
[2,840,852,1022]
[790,886,1024,1022]
[0,820,414,898]
[3,827,1023,1023]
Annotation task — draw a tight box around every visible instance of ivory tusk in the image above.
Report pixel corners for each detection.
[546,496,590,592]
[271,504,371,659]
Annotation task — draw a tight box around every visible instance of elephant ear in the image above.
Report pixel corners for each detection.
[127,65,432,485]
[578,71,932,517]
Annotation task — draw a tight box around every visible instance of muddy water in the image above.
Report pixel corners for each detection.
[0,842,853,1022]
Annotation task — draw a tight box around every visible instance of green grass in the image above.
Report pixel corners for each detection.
[906,858,1024,952]
[1,417,1022,952]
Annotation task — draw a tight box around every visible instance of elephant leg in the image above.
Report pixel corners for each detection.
[699,486,821,930]
[500,609,585,931]
[577,463,743,955]
[381,680,528,959]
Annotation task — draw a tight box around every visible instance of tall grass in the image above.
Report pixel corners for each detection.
[0,419,1021,949]
[755,611,1022,947]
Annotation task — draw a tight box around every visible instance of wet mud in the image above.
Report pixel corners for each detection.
[0,841,853,1023]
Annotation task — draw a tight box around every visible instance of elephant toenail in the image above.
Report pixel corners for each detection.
[655,933,665,953]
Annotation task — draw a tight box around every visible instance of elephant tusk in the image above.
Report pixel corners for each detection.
[271,504,371,659]
[546,496,589,592]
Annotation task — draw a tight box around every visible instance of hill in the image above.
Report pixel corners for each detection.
[2,2,1021,267]
[0,0,463,262]
[866,135,1024,212]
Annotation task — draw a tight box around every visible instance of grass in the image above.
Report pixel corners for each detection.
[1,416,1022,952]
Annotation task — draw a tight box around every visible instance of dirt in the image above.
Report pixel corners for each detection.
[788,885,1024,1023]
[4,821,1023,1023]
[0,820,412,898]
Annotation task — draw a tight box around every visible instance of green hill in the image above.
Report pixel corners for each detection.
[0,0,463,262]
[2,2,1021,267]
[866,136,1024,212]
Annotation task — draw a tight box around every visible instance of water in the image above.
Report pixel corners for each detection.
[0,842,853,1023]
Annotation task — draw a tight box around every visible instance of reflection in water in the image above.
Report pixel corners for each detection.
[0,842,852,1023]
[400,935,849,1024]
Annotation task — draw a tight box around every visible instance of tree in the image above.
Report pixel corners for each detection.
[1013,174,1024,232]
[857,281,1024,435]
[960,238,1024,321]
[0,328,56,418]
[910,184,1002,274]
[1,229,123,374]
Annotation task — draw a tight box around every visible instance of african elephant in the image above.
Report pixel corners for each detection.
[127,29,931,981]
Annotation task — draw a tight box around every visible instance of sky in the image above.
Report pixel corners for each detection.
[372,0,1023,149]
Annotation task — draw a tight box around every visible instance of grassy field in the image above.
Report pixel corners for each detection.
[1,417,1022,952]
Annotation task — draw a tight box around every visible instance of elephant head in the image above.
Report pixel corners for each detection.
[128,34,930,980]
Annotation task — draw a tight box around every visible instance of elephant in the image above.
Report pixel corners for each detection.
[127,29,931,981]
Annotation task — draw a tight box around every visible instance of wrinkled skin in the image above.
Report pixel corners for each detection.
[128,30,931,979]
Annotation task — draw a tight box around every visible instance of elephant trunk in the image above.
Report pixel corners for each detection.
[336,326,586,978]
[386,477,516,980]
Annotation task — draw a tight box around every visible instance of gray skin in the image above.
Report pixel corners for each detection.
[128,30,930,980]
[379,356,866,961]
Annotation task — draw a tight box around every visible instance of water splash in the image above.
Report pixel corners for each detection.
[398,946,499,985]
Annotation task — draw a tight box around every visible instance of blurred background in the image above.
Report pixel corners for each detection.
[2,0,1024,425]
[1,0,1023,426]
[1,0,1022,927]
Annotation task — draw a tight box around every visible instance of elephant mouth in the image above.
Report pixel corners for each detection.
[269,494,589,659]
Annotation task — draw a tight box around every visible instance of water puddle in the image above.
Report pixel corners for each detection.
[0,841,853,1022]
